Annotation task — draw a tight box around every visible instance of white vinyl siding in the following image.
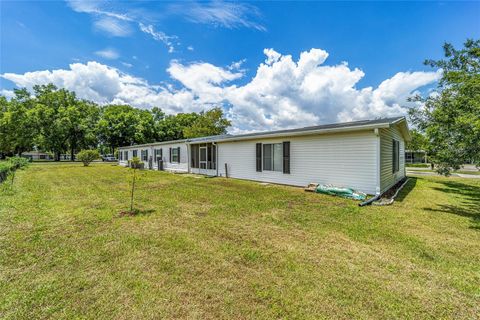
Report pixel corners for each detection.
[118,142,188,173]
[218,130,378,194]
[380,126,406,193]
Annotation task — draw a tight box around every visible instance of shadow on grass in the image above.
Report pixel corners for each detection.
[425,180,480,230]
[395,177,417,202]
[118,208,155,217]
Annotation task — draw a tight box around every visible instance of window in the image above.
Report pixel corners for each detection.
[124,151,128,161]
[133,150,138,158]
[263,143,283,172]
[392,139,400,173]
[154,148,162,160]
[141,149,148,161]
[119,151,123,161]
[191,144,199,168]
[209,144,216,170]
[171,147,179,163]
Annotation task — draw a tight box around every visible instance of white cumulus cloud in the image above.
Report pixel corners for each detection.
[1,48,441,133]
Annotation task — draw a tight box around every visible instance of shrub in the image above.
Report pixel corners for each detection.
[8,157,30,169]
[0,157,29,184]
[0,162,12,183]
[77,150,100,166]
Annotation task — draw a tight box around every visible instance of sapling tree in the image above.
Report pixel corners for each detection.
[128,156,142,213]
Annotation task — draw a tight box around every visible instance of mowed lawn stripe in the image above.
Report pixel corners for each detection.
[0,163,479,319]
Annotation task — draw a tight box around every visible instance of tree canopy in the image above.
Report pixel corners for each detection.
[408,39,480,175]
[0,84,231,159]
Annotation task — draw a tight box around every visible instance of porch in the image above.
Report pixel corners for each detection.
[190,143,217,176]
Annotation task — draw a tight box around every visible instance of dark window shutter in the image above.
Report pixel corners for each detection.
[177,147,180,163]
[169,148,172,162]
[256,143,262,172]
[392,140,395,173]
[392,139,397,173]
[396,141,400,172]
[160,148,162,159]
[283,141,290,174]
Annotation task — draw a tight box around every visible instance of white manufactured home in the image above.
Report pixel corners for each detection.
[118,117,410,195]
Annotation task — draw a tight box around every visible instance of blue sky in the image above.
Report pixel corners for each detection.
[1,1,479,132]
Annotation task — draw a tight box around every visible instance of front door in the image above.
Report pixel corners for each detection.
[199,146,207,170]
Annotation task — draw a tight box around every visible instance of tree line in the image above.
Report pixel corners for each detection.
[0,84,231,160]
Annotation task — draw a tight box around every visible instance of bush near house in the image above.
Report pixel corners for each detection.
[76,150,100,166]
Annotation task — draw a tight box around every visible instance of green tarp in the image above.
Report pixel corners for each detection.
[315,184,367,201]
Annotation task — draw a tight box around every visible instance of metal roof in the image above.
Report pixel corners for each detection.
[192,116,406,142]
[119,116,408,149]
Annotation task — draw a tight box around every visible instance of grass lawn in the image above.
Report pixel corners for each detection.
[456,170,480,175]
[408,169,480,176]
[1,163,479,319]
[405,163,430,168]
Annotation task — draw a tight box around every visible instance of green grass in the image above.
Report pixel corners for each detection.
[456,170,480,175]
[406,163,430,168]
[1,163,479,319]
[408,169,480,175]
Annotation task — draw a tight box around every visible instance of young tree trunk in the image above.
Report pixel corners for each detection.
[55,152,60,162]
[130,168,136,212]
[70,147,75,162]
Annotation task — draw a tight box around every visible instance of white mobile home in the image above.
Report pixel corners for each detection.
[118,117,410,195]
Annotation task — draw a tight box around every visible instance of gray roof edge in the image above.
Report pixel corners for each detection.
[119,116,407,149]
[118,139,188,149]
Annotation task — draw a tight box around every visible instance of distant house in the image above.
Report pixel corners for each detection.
[21,152,74,161]
[405,150,427,164]
[21,151,53,161]
[119,117,410,195]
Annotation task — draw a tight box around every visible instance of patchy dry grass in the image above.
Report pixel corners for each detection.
[1,163,479,319]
